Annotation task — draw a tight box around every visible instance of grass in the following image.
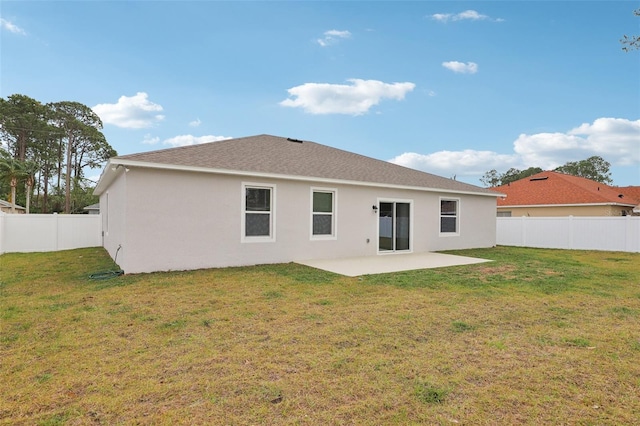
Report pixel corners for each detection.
[1,246,639,425]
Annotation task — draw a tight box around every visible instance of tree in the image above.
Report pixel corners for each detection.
[0,94,47,161]
[23,160,39,214]
[481,157,612,187]
[481,167,543,187]
[480,169,501,187]
[0,150,27,213]
[72,126,115,182]
[0,94,116,214]
[621,8,640,52]
[505,167,543,185]
[0,95,61,212]
[554,156,612,184]
[32,120,65,213]
[48,101,105,214]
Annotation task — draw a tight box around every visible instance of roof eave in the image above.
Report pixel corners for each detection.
[94,159,127,195]
[95,159,503,198]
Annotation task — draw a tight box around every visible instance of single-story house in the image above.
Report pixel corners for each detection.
[619,186,640,215]
[83,203,100,214]
[0,199,26,214]
[94,134,502,274]
[491,171,639,217]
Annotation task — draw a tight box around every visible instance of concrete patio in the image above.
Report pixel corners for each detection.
[297,252,491,277]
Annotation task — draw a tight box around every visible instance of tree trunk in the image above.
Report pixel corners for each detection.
[17,130,27,161]
[10,177,17,214]
[26,176,34,214]
[56,137,63,192]
[64,133,74,214]
[26,186,31,214]
[42,164,49,213]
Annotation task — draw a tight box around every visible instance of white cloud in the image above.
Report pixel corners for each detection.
[92,92,165,129]
[0,18,26,35]
[389,117,639,184]
[442,61,478,74]
[390,150,519,176]
[163,134,232,147]
[142,134,160,145]
[514,117,640,167]
[280,78,416,115]
[317,29,351,47]
[430,10,503,23]
[189,118,201,127]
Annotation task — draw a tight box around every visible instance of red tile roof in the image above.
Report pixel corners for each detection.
[490,171,639,207]
[620,186,640,204]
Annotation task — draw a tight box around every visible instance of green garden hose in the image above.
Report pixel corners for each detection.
[89,245,124,280]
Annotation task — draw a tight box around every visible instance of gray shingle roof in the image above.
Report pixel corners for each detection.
[0,199,25,210]
[83,203,100,211]
[112,134,496,195]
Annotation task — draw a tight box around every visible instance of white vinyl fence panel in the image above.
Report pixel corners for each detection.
[497,216,640,253]
[0,213,102,254]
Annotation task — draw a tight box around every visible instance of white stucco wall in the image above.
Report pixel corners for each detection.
[104,168,497,273]
[100,168,128,270]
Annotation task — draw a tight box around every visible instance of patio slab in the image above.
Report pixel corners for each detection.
[297,252,491,277]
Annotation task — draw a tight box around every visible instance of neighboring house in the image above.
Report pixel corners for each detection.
[619,186,640,215]
[0,199,26,214]
[94,134,501,274]
[491,171,639,217]
[83,203,100,215]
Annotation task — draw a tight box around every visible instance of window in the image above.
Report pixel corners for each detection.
[497,211,512,217]
[243,184,275,241]
[440,198,459,234]
[311,189,336,239]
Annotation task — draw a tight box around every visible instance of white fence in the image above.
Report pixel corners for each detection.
[497,216,640,253]
[0,213,102,254]
[2,214,638,255]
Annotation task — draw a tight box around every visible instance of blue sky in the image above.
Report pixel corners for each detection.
[1,1,639,186]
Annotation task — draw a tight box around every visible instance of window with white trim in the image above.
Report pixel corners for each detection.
[440,198,459,234]
[243,184,275,241]
[311,189,336,238]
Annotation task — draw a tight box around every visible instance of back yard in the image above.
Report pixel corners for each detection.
[1,247,639,425]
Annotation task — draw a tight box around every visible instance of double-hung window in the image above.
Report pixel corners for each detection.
[311,189,336,239]
[243,184,275,241]
[440,198,459,235]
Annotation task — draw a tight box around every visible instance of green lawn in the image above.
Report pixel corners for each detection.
[1,247,639,425]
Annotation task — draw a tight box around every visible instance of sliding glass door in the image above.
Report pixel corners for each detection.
[379,201,411,252]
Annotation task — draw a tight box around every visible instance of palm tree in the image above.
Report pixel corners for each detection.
[23,160,38,214]
[0,150,27,213]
